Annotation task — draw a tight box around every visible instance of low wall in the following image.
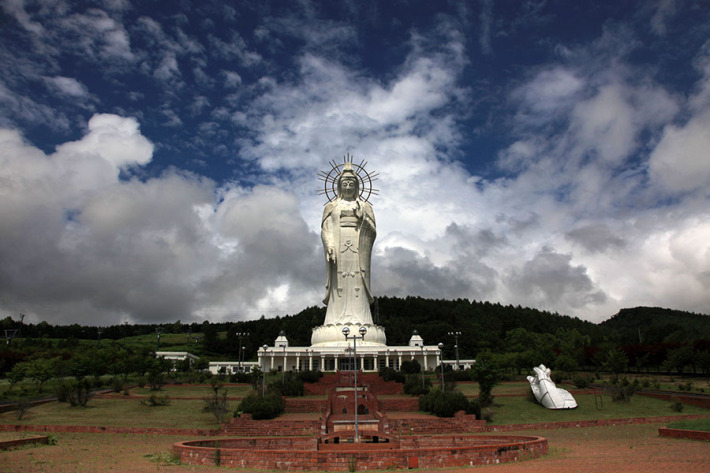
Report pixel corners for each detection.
[0,435,49,450]
[658,427,710,441]
[173,434,548,471]
[0,399,55,414]
[638,392,710,409]
[485,414,710,432]
[0,424,220,436]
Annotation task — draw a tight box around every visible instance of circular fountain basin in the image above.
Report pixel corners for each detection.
[173,433,548,470]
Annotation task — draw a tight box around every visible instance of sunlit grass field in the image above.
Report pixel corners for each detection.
[2,379,709,431]
[129,384,254,398]
[0,398,220,429]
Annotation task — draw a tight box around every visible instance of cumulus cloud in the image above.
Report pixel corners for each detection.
[1,2,710,327]
[0,114,324,325]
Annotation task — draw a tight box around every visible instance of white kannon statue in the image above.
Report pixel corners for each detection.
[311,159,386,347]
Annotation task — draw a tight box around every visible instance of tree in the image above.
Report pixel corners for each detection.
[7,363,26,392]
[662,345,695,375]
[471,351,500,407]
[24,357,58,391]
[603,347,628,382]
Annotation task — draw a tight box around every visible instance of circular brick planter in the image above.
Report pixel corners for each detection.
[173,434,548,470]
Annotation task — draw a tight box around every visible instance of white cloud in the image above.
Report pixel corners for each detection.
[648,108,710,194]
[44,76,91,98]
[57,113,153,169]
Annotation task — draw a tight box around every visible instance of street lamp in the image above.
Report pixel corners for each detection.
[448,331,461,370]
[282,344,287,383]
[420,345,425,390]
[236,332,249,372]
[342,325,367,442]
[438,342,444,391]
[155,327,163,351]
[262,345,268,396]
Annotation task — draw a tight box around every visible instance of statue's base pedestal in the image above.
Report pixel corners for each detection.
[310,323,387,347]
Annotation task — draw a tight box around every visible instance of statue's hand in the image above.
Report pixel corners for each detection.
[355,201,363,219]
[327,247,336,263]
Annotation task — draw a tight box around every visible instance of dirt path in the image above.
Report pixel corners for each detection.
[1,423,709,472]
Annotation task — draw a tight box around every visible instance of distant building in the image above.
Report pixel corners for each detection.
[155,351,199,369]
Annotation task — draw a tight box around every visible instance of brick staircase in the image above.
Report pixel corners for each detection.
[303,371,403,396]
[388,413,487,435]
[223,414,321,436]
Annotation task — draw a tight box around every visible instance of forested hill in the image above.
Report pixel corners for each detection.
[2,297,708,362]
[600,307,710,345]
[375,296,603,357]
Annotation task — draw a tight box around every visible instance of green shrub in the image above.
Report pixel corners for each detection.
[418,389,470,417]
[111,378,124,393]
[268,372,304,397]
[141,394,171,407]
[605,379,639,402]
[67,378,92,407]
[466,398,482,419]
[55,382,71,403]
[238,392,283,420]
[203,385,229,422]
[298,370,323,383]
[572,374,591,389]
[670,396,684,412]
[403,374,431,395]
[452,369,472,382]
[400,360,421,374]
[379,367,405,383]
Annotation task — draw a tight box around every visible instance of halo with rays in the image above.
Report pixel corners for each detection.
[318,153,380,204]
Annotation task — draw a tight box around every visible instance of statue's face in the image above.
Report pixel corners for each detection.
[341,177,357,200]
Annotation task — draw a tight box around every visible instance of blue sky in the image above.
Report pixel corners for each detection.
[1,0,709,326]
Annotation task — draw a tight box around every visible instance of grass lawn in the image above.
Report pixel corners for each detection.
[130,384,254,398]
[457,381,532,397]
[667,418,710,431]
[1,398,222,430]
[488,392,710,425]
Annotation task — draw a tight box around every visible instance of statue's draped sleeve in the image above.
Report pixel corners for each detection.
[358,201,376,304]
[321,202,338,305]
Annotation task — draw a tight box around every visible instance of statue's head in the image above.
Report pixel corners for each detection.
[337,163,359,200]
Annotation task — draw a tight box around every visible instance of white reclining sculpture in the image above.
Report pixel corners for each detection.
[527,364,577,409]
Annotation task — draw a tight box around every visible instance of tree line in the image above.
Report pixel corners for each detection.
[2,297,709,379]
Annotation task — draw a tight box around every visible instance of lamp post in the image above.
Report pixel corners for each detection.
[262,345,268,396]
[156,327,163,351]
[420,345,425,389]
[448,331,461,370]
[236,332,249,372]
[97,328,102,348]
[342,326,367,442]
[282,344,287,383]
[438,342,444,391]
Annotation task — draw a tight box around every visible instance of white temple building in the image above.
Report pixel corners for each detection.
[258,329,474,374]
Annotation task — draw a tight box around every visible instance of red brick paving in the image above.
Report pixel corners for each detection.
[449,423,710,473]
[2,422,708,472]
